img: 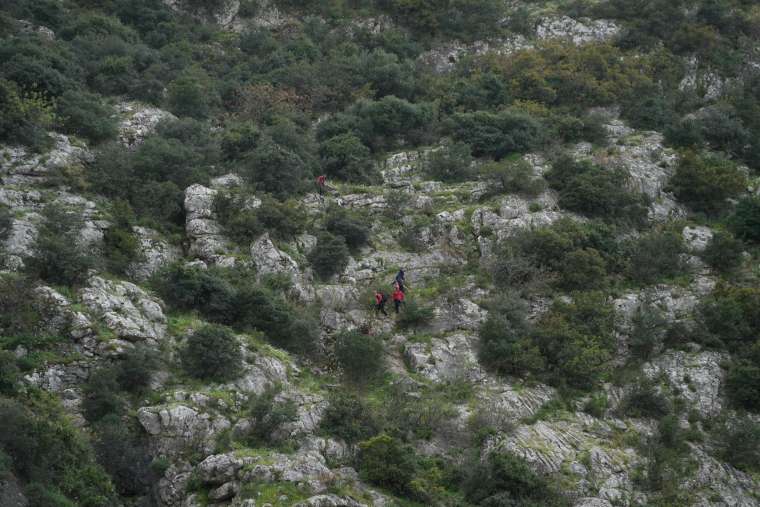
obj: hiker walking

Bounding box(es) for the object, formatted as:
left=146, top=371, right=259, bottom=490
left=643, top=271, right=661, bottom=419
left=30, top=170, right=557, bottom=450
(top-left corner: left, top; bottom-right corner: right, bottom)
left=395, top=268, right=406, bottom=293
left=316, top=174, right=327, bottom=196
left=374, top=289, right=388, bottom=316
left=392, top=286, right=405, bottom=314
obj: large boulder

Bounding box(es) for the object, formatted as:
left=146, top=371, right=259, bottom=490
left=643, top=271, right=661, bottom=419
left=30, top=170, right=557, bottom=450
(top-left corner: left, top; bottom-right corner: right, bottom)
left=404, top=333, right=485, bottom=383
left=137, top=404, right=231, bottom=458
left=80, top=276, right=167, bottom=343
left=0, top=134, right=91, bottom=186
left=117, top=101, right=176, bottom=148
left=536, top=16, right=620, bottom=44
left=184, top=184, right=236, bottom=265
left=128, top=226, right=182, bottom=281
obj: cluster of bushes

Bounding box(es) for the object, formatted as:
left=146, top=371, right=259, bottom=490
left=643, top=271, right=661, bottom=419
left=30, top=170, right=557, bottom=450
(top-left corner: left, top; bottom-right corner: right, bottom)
left=214, top=191, right=307, bottom=246
left=546, top=156, right=649, bottom=226
left=153, top=263, right=319, bottom=354
left=480, top=291, right=616, bottom=389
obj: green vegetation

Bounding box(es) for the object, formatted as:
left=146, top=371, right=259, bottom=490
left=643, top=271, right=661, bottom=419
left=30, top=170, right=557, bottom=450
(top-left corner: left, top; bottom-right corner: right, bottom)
left=334, top=330, right=386, bottom=384
left=180, top=324, right=243, bottom=382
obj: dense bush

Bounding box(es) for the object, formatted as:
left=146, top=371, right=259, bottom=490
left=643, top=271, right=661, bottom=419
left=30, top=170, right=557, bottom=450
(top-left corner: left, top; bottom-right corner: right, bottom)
left=463, top=451, right=570, bottom=506
left=243, top=137, right=309, bottom=198
left=102, top=200, right=139, bottom=275
left=448, top=110, right=546, bottom=159
left=667, top=152, right=746, bottom=214
left=325, top=208, right=370, bottom=251
left=0, top=394, right=117, bottom=506
left=620, top=378, right=672, bottom=419
left=557, top=248, right=608, bottom=291
left=425, top=142, right=474, bottom=182
left=0, top=204, right=12, bottom=243
left=479, top=294, right=543, bottom=376
left=82, top=367, right=125, bottom=423
left=0, top=350, right=20, bottom=395
left=728, top=196, right=760, bottom=244
left=726, top=357, right=760, bottom=412
left=215, top=192, right=306, bottom=245
left=395, top=298, right=434, bottom=332
left=93, top=415, right=156, bottom=497
left=626, top=231, right=686, bottom=285
left=0, top=78, right=53, bottom=151
left=55, top=89, right=117, bottom=144
left=717, top=417, right=760, bottom=474
left=180, top=325, right=242, bottom=382
left=479, top=158, right=546, bottom=197
left=334, top=330, right=386, bottom=384
left=115, top=345, right=159, bottom=394
left=532, top=292, right=616, bottom=389
left=25, top=204, right=96, bottom=286
left=698, top=284, right=760, bottom=352
left=358, top=434, right=416, bottom=496
left=700, top=231, right=744, bottom=273
left=628, top=295, right=667, bottom=361
left=318, top=133, right=375, bottom=183
left=308, top=231, right=350, bottom=280
left=321, top=392, right=379, bottom=444
left=546, top=156, right=648, bottom=225
left=245, top=385, right=297, bottom=447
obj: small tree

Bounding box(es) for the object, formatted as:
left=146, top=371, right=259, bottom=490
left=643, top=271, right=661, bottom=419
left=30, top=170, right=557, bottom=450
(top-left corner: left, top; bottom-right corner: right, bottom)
left=308, top=232, right=350, bottom=280
left=729, top=196, right=760, bottom=244
left=667, top=152, right=746, bottom=214
left=701, top=231, right=744, bottom=273
left=180, top=325, right=242, bottom=382
left=358, top=434, right=416, bottom=495
left=334, top=330, right=385, bottom=384
left=395, top=298, right=434, bottom=332
left=426, top=142, right=474, bottom=182
left=326, top=208, right=370, bottom=251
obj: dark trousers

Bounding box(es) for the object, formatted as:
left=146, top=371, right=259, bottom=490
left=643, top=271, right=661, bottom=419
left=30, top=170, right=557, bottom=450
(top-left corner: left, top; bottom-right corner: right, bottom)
left=376, top=302, right=387, bottom=316
left=394, top=300, right=402, bottom=313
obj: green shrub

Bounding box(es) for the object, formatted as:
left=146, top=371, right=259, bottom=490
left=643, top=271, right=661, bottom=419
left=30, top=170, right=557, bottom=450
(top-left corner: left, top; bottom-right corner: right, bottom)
left=0, top=394, right=116, bottom=505
left=0, top=78, right=53, bottom=151
left=700, top=231, right=744, bottom=273
left=0, top=350, right=20, bottom=394
left=627, top=231, right=686, bottom=285
left=479, top=158, right=546, bottom=197
left=717, top=417, right=760, bottom=473
left=93, top=415, right=155, bottom=496
left=319, top=133, right=376, bottom=183
left=583, top=392, right=609, bottom=418
left=102, top=200, right=139, bottom=275
left=557, top=248, right=608, bottom=291
left=0, top=204, right=12, bottom=243
left=425, top=142, right=474, bottom=182
left=463, top=451, right=570, bottom=506
left=55, top=89, right=117, bottom=144
left=449, top=110, right=547, bottom=159
left=325, top=208, right=370, bottom=251
left=620, top=378, right=671, bottom=419
left=628, top=295, right=667, bottom=361
left=215, top=192, right=306, bottom=245
left=308, top=232, right=350, bottom=280
left=82, top=367, right=125, bottom=423
left=25, top=204, right=96, bottom=287
left=321, top=392, right=379, bottom=444
left=667, top=152, right=747, bottom=214
left=728, top=196, right=760, bottom=244
left=358, top=434, right=416, bottom=496
left=533, top=292, right=616, bottom=389
left=115, top=345, right=159, bottom=394
left=334, top=330, right=385, bottom=384
left=180, top=325, right=242, bottom=382
left=479, top=294, right=544, bottom=375
left=698, top=284, right=760, bottom=352
left=167, top=68, right=217, bottom=119
left=546, top=156, right=648, bottom=225
left=395, top=298, right=434, bottom=332
left=244, top=137, right=308, bottom=198
left=245, top=385, right=298, bottom=447
left=725, top=341, right=760, bottom=412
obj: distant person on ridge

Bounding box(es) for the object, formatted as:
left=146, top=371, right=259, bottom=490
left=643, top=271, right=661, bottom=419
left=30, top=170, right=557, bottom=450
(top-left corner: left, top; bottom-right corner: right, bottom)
left=374, top=289, right=388, bottom=316
left=316, top=174, right=327, bottom=195
left=392, top=286, right=405, bottom=314
left=395, top=268, right=406, bottom=292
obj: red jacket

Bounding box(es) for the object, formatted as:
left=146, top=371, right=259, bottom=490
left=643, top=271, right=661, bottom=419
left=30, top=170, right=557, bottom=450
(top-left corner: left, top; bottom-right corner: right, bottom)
left=316, top=175, right=326, bottom=186
left=392, top=290, right=405, bottom=302
left=375, top=293, right=384, bottom=305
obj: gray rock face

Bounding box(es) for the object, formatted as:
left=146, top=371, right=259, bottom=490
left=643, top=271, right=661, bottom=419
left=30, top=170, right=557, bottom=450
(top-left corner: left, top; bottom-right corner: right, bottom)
left=429, top=298, right=487, bottom=334
left=184, top=184, right=236, bottom=265
left=685, top=446, right=760, bottom=506
left=227, top=353, right=289, bottom=396
left=536, top=16, right=620, bottom=44
left=117, top=101, right=176, bottom=148
left=294, top=494, right=366, bottom=507
left=682, top=225, right=714, bottom=252
left=251, top=233, right=300, bottom=278
left=486, top=415, right=643, bottom=503
left=0, top=134, right=91, bottom=186
left=404, top=332, right=485, bottom=383
left=1, top=212, right=39, bottom=270
left=417, top=37, right=532, bottom=73
left=0, top=475, right=28, bottom=507
left=128, top=226, right=182, bottom=281
left=643, top=350, right=727, bottom=417
left=137, top=404, right=231, bottom=458
left=80, top=276, right=167, bottom=342
left=679, top=57, right=727, bottom=101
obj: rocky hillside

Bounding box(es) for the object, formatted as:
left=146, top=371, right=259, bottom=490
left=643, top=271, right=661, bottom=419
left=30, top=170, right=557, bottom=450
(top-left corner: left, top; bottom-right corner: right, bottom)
left=1, top=1, right=760, bottom=506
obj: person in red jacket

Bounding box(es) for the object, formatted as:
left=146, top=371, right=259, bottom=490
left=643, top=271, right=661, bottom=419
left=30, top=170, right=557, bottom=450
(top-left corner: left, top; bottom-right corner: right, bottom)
left=374, top=289, right=388, bottom=316
left=316, top=174, right=327, bottom=195
left=392, top=287, right=405, bottom=314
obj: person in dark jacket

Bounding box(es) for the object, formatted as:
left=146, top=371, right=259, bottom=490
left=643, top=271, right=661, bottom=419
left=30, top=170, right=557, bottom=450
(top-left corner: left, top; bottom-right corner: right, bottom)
left=392, top=287, right=405, bottom=314
left=374, top=289, right=388, bottom=316
left=395, top=268, right=406, bottom=292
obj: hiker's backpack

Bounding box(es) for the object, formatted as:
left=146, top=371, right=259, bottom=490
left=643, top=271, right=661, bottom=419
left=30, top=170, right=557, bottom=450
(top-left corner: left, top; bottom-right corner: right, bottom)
left=381, top=293, right=388, bottom=303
